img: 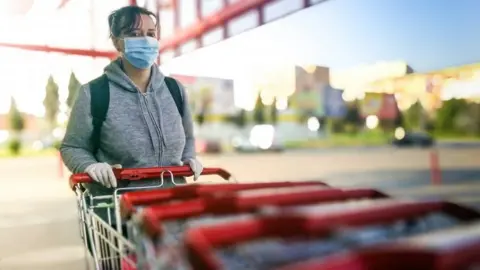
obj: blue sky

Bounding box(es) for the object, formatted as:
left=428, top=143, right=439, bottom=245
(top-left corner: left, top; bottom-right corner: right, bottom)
left=3, top=0, right=479, bottom=115
left=166, top=0, right=480, bottom=78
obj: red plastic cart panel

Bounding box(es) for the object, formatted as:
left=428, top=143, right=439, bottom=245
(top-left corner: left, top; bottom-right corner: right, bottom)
left=120, top=181, right=328, bottom=219
left=285, top=221, right=480, bottom=270
left=131, top=186, right=383, bottom=270
left=69, top=165, right=232, bottom=190
left=141, top=187, right=388, bottom=238
left=134, top=189, right=387, bottom=270
left=182, top=201, right=480, bottom=270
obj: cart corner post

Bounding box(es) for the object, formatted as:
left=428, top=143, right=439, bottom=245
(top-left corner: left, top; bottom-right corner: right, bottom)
left=58, top=150, right=64, bottom=179
left=430, top=146, right=442, bottom=185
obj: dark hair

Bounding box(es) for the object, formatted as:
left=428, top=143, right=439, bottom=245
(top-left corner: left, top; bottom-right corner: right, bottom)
left=108, top=6, right=158, bottom=38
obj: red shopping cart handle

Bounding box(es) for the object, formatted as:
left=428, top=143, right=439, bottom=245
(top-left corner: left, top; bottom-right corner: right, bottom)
left=69, top=166, right=232, bottom=190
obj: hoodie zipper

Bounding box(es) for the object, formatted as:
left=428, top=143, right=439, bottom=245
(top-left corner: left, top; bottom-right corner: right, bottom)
left=142, top=92, right=165, bottom=166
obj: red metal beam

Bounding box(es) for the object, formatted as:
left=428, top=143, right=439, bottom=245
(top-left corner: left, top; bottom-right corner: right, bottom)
left=0, top=43, right=117, bottom=59
left=58, top=0, right=72, bottom=9
left=0, top=0, right=323, bottom=59
left=159, top=0, right=276, bottom=52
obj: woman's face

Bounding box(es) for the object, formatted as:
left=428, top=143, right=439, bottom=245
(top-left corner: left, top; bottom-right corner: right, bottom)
left=113, top=14, right=157, bottom=53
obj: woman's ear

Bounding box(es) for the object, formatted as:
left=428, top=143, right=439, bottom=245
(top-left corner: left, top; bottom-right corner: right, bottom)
left=112, top=37, right=123, bottom=52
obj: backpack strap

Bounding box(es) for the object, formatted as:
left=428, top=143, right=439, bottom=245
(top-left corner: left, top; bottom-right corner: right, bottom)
left=89, top=74, right=110, bottom=155
left=164, top=76, right=184, bottom=117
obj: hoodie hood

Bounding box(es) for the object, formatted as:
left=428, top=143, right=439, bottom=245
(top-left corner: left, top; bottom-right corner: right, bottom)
left=103, top=57, right=166, bottom=93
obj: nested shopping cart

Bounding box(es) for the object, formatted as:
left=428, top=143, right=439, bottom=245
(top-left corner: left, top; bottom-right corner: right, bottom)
left=119, top=180, right=329, bottom=220
left=70, top=164, right=480, bottom=270
left=127, top=186, right=388, bottom=269
left=278, top=220, right=480, bottom=270
left=119, top=181, right=331, bottom=269
left=181, top=200, right=480, bottom=270
left=70, top=165, right=329, bottom=269
left=70, top=165, right=234, bottom=270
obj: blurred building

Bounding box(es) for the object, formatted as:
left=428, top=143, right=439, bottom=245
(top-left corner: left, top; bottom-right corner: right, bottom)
left=367, top=62, right=480, bottom=112
left=0, top=113, right=45, bottom=144
left=170, top=74, right=236, bottom=120
left=170, top=73, right=239, bottom=150
left=0, top=113, right=41, bottom=132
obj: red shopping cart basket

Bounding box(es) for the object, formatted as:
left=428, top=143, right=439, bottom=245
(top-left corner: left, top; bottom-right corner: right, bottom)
left=133, top=187, right=387, bottom=269
left=282, top=220, right=480, bottom=270
left=69, top=165, right=233, bottom=270
left=120, top=181, right=329, bottom=220
left=141, top=186, right=388, bottom=239
left=183, top=200, right=480, bottom=270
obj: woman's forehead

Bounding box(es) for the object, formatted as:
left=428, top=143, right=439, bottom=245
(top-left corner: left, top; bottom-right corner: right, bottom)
left=123, top=13, right=156, bottom=32
left=138, top=14, right=156, bottom=29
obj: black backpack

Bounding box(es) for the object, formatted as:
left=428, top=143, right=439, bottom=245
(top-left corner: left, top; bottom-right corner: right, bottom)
left=88, top=74, right=183, bottom=154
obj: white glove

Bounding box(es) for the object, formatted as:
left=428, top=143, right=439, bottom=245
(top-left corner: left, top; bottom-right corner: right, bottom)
left=85, top=163, right=122, bottom=188
left=180, top=158, right=203, bottom=181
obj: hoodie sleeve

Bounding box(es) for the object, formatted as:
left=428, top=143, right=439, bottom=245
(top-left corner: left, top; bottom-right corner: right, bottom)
left=60, top=84, right=98, bottom=173
left=179, top=82, right=197, bottom=160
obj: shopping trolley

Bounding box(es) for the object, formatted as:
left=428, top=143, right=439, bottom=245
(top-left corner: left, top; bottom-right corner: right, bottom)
left=182, top=200, right=480, bottom=270
left=70, top=165, right=232, bottom=270
left=281, top=220, right=480, bottom=270
left=132, top=187, right=388, bottom=269
left=119, top=180, right=329, bottom=220
left=120, top=181, right=331, bottom=269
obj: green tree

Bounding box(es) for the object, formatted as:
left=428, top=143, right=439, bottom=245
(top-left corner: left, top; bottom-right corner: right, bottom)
left=393, top=107, right=404, bottom=128
left=9, top=97, right=24, bottom=132
left=196, top=112, right=205, bottom=126
left=435, top=98, right=469, bottom=135
left=470, top=102, right=480, bottom=136
left=403, top=100, right=423, bottom=131
left=343, top=101, right=361, bottom=134
left=226, top=109, right=247, bottom=128
left=238, top=109, right=246, bottom=127
left=43, top=75, right=60, bottom=130
left=270, top=97, right=278, bottom=124
left=66, top=72, right=81, bottom=111
left=253, top=92, right=265, bottom=124
left=8, top=97, right=25, bottom=155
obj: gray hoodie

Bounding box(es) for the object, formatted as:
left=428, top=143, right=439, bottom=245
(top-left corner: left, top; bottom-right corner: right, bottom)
left=61, top=59, right=195, bottom=195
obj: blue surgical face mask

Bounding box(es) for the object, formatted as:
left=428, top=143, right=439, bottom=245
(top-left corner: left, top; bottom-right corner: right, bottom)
left=123, top=36, right=159, bottom=69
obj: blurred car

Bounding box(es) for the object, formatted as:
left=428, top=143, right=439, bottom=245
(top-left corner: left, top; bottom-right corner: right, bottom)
left=232, top=125, right=284, bottom=153
left=391, top=131, right=435, bottom=147
left=195, top=139, right=222, bottom=154
left=32, top=137, right=58, bottom=150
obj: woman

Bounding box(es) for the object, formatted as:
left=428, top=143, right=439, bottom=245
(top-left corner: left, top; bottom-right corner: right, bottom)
left=61, top=5, right=203, bottom=194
